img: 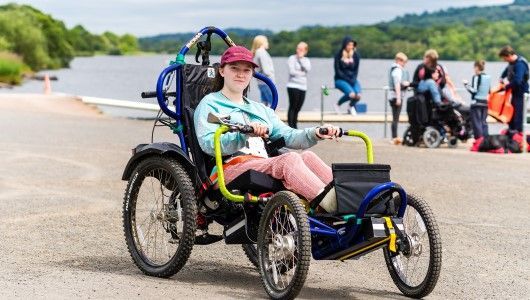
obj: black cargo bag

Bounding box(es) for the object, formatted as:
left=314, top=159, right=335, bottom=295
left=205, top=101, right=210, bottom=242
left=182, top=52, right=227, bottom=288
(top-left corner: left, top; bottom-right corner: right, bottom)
left=332, top=163, right=392, bottom=215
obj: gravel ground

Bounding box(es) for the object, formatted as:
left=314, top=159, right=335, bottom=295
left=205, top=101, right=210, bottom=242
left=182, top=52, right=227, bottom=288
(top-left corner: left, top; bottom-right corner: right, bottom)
left=0, top=94, right=528, bottom=299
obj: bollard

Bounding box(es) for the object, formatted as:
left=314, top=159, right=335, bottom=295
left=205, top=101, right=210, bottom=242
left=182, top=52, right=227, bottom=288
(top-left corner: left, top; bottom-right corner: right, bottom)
left=43, top=74, right=51, bottom=95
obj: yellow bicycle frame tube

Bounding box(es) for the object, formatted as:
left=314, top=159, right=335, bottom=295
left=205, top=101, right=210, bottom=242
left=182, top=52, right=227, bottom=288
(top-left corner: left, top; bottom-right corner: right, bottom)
left=344, top=130, right=374, bottom=164
left=214, top=125, right=260, bottom=203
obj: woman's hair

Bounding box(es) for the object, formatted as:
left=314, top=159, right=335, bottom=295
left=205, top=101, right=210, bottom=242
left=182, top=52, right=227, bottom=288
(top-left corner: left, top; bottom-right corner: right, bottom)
left=297, top=41, right=308, bottom=52
left=251, top=35, right=268, bottom=55
left=474, top=60, right=485, bottom=71
left=424, top=49, right=439, bottom=67
left=395, top=52, right=408, bottom=62
left=211, top=64, right=252, bottom=94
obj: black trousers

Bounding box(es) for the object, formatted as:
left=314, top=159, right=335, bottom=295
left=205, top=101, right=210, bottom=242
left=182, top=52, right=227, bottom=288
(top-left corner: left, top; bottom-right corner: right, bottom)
left=509, top=93, right=525, bottom=132
left=287, top=87, right=306, bottom=128
left=389, top=99, right=402, bottom=139
left=470, top=105, right=489, bottom=138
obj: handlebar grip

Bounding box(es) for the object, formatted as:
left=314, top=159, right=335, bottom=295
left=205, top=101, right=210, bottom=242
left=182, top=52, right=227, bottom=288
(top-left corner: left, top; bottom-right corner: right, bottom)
left=237, top=125, right=270, bottom=135
left=318, top=127, right=343, bottom=137
left=141, top=91, right=177, bottom=99
left=141, top=91, right=157, bottom=98
left=240, top=125, right=254, bottom=134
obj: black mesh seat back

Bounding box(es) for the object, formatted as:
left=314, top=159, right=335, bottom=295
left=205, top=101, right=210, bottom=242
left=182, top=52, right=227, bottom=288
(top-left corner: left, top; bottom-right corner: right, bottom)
left=182, top=64, right=219, bottom=109
left=183, top=106, right=214, bottom=184
left=180, top=64, right=220, bottom=184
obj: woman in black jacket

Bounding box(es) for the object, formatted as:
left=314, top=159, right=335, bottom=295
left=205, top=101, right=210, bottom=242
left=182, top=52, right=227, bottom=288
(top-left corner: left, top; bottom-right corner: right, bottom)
left=333, top=36, right=361, bottom=115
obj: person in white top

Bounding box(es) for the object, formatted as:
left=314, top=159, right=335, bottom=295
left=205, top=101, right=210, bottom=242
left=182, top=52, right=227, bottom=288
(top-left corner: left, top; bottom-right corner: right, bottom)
left=388, top=52, right=410, bottom=144
left=251, top=35, right=275, bottom=106
left=286, top=42, right=311, bottom=128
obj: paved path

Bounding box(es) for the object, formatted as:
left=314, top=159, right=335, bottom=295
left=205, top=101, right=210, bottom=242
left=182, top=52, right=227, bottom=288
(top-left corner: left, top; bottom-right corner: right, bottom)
left=0, top=94, right=528, bottom=299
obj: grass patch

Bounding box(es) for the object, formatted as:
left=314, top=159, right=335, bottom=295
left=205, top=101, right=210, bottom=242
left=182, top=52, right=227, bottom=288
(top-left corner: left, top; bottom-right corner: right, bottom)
left=0, top=52, right=29, bottom=85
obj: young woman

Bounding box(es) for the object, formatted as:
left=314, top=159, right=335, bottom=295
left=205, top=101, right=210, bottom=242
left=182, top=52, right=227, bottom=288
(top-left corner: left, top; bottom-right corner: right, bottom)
left=251, top=35, right=275, bottom=106
left=194, top=46, right=339, bottom=212
left=334, top=36, right=361, bottom=115
left=286, top=42, right=311, bottom=128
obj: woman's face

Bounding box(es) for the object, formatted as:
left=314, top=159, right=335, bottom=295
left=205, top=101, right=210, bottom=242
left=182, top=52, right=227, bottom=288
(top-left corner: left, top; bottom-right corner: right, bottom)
left=345, top=42, right=354, bottom=52
left=219, top=61, right=254, bottom=94
left=296, top=43, right=307, bottom=57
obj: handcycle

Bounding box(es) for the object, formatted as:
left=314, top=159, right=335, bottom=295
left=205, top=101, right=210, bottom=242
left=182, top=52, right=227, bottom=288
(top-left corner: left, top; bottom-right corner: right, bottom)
left=122, top=27, right=442, bottom=299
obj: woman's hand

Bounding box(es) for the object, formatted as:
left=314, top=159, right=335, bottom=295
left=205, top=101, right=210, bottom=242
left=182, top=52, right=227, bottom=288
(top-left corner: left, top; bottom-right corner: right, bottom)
left=249, top=122, right=269, bottom=138
left=315, top=124, right=341, bottom=140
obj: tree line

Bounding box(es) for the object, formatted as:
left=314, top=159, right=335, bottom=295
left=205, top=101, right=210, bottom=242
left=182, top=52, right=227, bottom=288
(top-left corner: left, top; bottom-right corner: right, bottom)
left=0, top=4, right=139, bottom=83
left=140, top=19, right=529, bottom=62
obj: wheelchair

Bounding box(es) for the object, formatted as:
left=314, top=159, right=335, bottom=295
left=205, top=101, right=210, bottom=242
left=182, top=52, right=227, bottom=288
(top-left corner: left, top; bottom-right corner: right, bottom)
left=122, top=27, right=442, bottom=299
left=403, top=90, right=472, bottom=148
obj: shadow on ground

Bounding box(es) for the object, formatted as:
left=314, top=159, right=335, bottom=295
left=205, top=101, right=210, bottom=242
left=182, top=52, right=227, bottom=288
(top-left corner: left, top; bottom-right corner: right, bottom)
left=56, top=255, right=407, bottom=299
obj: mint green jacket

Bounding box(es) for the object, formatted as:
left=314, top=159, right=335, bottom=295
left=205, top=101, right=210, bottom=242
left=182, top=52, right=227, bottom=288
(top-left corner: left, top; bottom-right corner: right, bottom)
left=194, top=91, right=319, bottom=156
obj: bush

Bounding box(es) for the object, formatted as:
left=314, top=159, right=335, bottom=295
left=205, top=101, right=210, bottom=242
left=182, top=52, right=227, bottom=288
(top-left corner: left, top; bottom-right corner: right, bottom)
left=0, top=52, right=27, bottom=84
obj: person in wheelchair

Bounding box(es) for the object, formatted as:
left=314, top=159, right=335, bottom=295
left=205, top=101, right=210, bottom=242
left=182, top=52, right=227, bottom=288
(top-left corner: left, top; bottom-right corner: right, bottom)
left=417, top=66, right=468, bottom=139
left=194, top=46, right=340, bottom=212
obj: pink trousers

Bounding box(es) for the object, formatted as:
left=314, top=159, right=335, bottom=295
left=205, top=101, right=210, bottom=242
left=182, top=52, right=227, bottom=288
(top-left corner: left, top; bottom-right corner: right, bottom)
left=224, top=151, right=332, bottom=201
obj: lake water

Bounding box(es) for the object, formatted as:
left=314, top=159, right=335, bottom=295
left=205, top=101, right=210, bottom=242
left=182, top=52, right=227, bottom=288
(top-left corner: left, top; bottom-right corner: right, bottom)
left=2, top=54, right=509, bottom=119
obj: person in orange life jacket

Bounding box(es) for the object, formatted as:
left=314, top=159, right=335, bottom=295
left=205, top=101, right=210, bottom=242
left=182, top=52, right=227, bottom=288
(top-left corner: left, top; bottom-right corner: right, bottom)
left=498, top=45, right=529, bottom=133
left=333, top=36, right=361, bottom=115
left=194, top=46, right=341, bottom=212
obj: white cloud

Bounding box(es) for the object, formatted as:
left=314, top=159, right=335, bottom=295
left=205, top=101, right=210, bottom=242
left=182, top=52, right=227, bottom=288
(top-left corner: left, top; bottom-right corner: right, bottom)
left=1, top=0, right=514, bottom=36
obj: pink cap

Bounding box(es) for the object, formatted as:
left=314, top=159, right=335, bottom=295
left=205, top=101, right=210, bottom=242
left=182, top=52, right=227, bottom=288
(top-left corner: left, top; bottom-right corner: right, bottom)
left=220, top=46, right=258, bottom=68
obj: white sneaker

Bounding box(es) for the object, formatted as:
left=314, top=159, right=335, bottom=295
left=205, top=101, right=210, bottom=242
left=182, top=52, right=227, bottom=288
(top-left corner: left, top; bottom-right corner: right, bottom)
left=349, top=106, right=357, bottom=116
left=333, top=103, right=342, bottom=114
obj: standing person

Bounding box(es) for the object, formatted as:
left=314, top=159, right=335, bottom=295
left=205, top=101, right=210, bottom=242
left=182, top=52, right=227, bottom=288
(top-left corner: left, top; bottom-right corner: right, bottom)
left=498, top=45, right=529, bottom=133
left=194, top=45, right=341, bottom=212
left=463, top=60, right=491, bottom=140
left=286, top=42, right=311, bottom=128
left=333, top=36, right=361, bottom=115
left=388, top=52, right=410, bottom=145
left=251, top=35, right=275, bottom=106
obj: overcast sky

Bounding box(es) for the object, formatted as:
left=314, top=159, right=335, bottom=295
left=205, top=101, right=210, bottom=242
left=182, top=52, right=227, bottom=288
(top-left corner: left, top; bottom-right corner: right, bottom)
left=3, top=0, right=513, bottom=37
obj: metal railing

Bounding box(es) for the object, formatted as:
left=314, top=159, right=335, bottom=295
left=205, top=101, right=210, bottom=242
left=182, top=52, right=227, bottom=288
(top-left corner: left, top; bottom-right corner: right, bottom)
left=320, top=85, right=468, bottom=139
left=320, top=85, right=402, bottom=138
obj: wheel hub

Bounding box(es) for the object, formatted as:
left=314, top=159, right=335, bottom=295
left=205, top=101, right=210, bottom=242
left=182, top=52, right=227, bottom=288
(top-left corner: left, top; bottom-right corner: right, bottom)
left=404, top=233, right=423, bottom=257
left=271, top=234, right=295, bottom=260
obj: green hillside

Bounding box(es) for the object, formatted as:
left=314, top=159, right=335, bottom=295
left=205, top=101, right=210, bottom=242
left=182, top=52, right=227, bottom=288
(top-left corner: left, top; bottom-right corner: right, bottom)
left=0, top=3, right=139, bottom=83
left=389, top=0, right=529, bottom=26
left=139, top=1, right=529, bottom=61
